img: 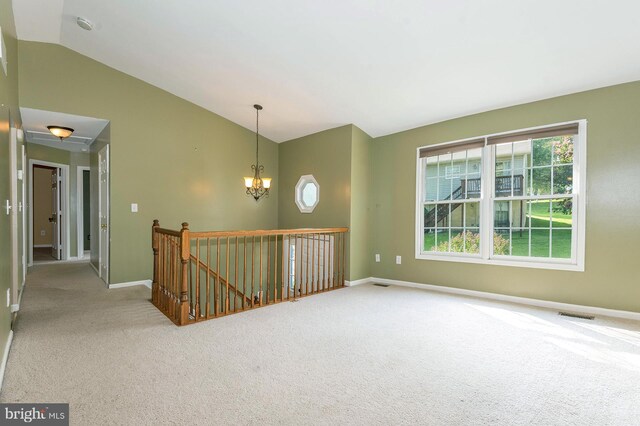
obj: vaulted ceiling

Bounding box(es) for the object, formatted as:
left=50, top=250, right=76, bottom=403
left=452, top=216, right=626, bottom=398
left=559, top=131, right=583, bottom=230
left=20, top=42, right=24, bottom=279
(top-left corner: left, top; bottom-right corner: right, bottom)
left=13, top=0, right=640, bottom=142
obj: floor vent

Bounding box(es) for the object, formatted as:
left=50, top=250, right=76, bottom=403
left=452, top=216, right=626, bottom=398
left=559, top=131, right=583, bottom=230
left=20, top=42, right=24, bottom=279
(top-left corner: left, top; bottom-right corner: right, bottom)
left=558, top=311, right=595, bottom=320
left=373, top=283, right=390, bottom=287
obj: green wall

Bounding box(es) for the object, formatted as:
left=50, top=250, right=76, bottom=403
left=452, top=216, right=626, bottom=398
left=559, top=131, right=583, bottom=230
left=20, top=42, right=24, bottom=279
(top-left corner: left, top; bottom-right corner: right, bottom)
left=370, top=81, right=640, bottom=313
left=278, top=125, right=352, bottom=229
left=0, top=0, right=21, bottom=382
left=277, top=124, right=374, bottom=281
left=18, top=41, right=279, bottom=284
left=349, top=126, right=372, bottom=281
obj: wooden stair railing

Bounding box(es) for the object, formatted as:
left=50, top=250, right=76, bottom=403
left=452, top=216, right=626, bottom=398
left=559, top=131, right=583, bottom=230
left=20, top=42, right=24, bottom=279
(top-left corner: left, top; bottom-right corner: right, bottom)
left=152, top=220, right=349, bottom=326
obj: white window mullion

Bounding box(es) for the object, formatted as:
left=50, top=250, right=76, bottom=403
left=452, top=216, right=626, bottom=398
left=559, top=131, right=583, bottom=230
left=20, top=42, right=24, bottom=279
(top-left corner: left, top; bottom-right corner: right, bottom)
left=481, top=143, right=493, bottom=260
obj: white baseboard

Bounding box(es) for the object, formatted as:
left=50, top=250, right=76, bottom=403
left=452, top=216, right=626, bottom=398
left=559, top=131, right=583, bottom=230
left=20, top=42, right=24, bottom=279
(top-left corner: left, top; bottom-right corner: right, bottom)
left=109, top=279, right=152, bottom=290
left=356, top=277, right=640, bottom=322
left=345, top=277, right=372, bottom=287
left=0, top=330, right=14, bottom=392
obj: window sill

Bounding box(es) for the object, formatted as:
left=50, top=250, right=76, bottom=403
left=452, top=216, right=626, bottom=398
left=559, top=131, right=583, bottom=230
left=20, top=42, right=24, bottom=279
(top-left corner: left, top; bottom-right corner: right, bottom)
left=415, top=252, right=584, bottom=272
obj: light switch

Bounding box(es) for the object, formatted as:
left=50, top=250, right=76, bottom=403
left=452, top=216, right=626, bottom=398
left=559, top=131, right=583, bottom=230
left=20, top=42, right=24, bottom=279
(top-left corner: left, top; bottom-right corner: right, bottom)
left=131, top=203, right=138, bottom=213
left=395, top=256, right=402, bottom=265
left=375, top=254, right=380, bottom=262
left=17, top=170, right=23, bottom=180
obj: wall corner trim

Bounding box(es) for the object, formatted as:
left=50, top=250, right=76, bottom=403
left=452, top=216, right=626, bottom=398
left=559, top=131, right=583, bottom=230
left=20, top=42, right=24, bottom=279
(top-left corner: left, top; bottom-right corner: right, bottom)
left=345, top=277, right=373, bottom=287
left=368, top=277, right=640, bottom=321
left=108, top=280, right=152, bottom=290
left=0, top=330, right=14, bottom=392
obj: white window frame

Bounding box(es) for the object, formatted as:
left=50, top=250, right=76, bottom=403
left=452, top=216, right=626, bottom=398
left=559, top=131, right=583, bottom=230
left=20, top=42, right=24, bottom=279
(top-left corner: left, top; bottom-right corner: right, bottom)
left=415, top=119, right=586, bottom=272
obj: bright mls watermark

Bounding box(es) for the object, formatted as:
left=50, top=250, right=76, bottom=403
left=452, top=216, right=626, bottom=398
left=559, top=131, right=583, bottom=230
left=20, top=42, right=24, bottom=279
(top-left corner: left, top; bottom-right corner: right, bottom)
left=1, top=404, right=68, bottom=425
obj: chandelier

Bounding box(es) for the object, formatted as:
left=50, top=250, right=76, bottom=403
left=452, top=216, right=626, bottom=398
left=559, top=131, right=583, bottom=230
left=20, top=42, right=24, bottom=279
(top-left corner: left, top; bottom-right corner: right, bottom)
left=244, top=104, right=271, bottom=201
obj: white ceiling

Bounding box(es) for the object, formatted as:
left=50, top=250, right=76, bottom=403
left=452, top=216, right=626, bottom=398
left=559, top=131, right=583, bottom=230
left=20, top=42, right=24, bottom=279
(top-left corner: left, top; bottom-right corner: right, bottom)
left=21, top=107, right=109, bottom=152
left=13, top=0, right=640, bottom=142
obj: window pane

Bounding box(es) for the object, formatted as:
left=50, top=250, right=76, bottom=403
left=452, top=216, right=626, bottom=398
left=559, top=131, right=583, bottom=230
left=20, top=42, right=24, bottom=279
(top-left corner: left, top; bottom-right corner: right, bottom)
left=531, top=167, right=551, bottom=195
left=450, top=204, right=463, bottom=227
left=529, top=200, right=551, bottom=229
left=464, top=203, right=480, bottom=227
left=424, top=204, right=436, bottom=227
left=532, top=138, right=552, bottom=166
left=447, top=229, right=464, bottom=253
left=425, top=156, right=438, bottom=177
left=425, top=178, right=438, bottom=202
left=510, top=229, right=530, bottom=257
left=464, top=229, right=480, bottom=254
left=552, top=136, right=574, bottom=165
left=438, top=154, right=452, bottom=176
left=553, top=165, right=573, bottom=195
left=552, top=230, right=572, bottom=258
left=423, top=229, right=436, bottom=252
left=494, top=201, right=509, bottom=227
left=493, top=230, right=510, bottom=255
left=435, top=230, right=450, bottom=252
left=530, top=229, right=550, bottom=257
left=550, top=199, right=572, bottom=228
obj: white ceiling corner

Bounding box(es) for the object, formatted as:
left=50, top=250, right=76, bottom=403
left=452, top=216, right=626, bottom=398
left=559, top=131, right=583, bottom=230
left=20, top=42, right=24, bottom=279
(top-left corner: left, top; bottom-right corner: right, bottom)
left=12, top=0, right=640, bottom=142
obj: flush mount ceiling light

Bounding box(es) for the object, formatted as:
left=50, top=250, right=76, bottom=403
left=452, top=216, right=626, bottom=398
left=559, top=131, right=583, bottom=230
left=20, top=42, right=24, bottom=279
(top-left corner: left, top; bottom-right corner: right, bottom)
left=76, top=17, right=94, bottom=31
left=47, top=126, right=75, bottom=141
left=244, top=104, right=272, bottom=201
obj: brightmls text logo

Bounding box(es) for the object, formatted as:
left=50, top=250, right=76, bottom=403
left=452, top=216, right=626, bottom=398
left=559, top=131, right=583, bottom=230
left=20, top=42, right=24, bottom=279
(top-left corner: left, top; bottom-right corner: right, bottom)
left=1, top=404, right=68, bottom=425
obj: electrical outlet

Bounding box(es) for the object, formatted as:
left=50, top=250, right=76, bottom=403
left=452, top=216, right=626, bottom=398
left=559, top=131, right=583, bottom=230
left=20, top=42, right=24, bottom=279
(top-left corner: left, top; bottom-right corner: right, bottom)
left=395, top=256, right=402, bottom=265
left=41, top=230, right=46, bottom=236
left=131, top=203, right=138, bottom=213
left=375, top=254, right=380, bottom=262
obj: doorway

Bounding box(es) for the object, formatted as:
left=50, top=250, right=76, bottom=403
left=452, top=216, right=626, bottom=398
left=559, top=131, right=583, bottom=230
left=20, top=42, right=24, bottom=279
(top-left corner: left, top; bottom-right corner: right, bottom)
left=29, top=160, right=70, bottom=264
left=77, top=166, right=91, bottom=259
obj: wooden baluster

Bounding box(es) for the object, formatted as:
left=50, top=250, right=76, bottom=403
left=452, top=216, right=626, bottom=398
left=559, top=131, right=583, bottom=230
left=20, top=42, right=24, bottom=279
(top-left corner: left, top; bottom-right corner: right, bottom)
left=243, top=236, right=247, bottom=310
left=342, top=231, right=346, bottom=287
left=179, top=224, right=190, bottom=325
left=251, top=236, right=255, bottom=308
left=259, top=236, right=263, bottom=305
left=206, top=238, right=211, bottom=319
left=304, top=234, right=311, bottom=294
left=215, top=237, right=220, bottom=317
left=195, top=238, right=200, bottom=320
left=274, top=235, right=278, bottom=302
left=322, top=234, right=328, bottom=291
left=330, top=233, right=334, bottom=289
left=224, top=237, right=229, bottom=314
left=235, top=236, right=239, bottom=313
left=152, top=220, right=159, bottom=305
left=312, top=233, right=316, bottom=294
left=280, top=234, right=285, bottom=302
left=266, top=235, right=271, bottom=305
left=189, top=247, right=193, bottom=317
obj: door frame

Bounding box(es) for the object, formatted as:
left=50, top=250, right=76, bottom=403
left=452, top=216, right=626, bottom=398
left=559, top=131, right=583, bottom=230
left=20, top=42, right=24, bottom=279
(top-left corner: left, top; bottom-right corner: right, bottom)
left=98, top=145, right=109, bottom=283
left=76, top=166, right=90, bottom=260
left=28, top=159, right=70, bottom=265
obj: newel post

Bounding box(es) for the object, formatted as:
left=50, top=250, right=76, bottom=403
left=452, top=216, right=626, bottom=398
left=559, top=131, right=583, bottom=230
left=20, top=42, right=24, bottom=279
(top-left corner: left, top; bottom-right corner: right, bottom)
left=179, top=222, right=190, bottom=325
left=152, top=219, right=160, bottom=305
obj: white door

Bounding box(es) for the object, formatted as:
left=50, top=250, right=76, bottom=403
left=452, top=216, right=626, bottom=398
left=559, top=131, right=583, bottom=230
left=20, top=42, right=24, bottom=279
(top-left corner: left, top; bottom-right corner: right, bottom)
left=98, top=145, right=109, bottom=283
left=50, top=168, right=61, bottom=260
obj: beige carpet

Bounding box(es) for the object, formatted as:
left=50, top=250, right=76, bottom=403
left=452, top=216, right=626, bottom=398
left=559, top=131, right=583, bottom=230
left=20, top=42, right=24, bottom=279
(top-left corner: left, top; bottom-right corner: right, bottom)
left=2, top=263, right=640, bottom=425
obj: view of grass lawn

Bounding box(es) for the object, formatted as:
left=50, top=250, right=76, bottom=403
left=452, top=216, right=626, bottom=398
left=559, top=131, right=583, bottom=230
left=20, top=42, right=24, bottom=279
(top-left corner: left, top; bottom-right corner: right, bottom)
left=424, top=200, right=572, bottom=258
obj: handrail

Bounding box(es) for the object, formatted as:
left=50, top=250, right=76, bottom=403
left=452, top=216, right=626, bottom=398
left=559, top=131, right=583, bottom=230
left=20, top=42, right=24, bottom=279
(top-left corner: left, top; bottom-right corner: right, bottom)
left=190, top=227, right=348, bottom=239
left=151, top=220, right=349, bottom=326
